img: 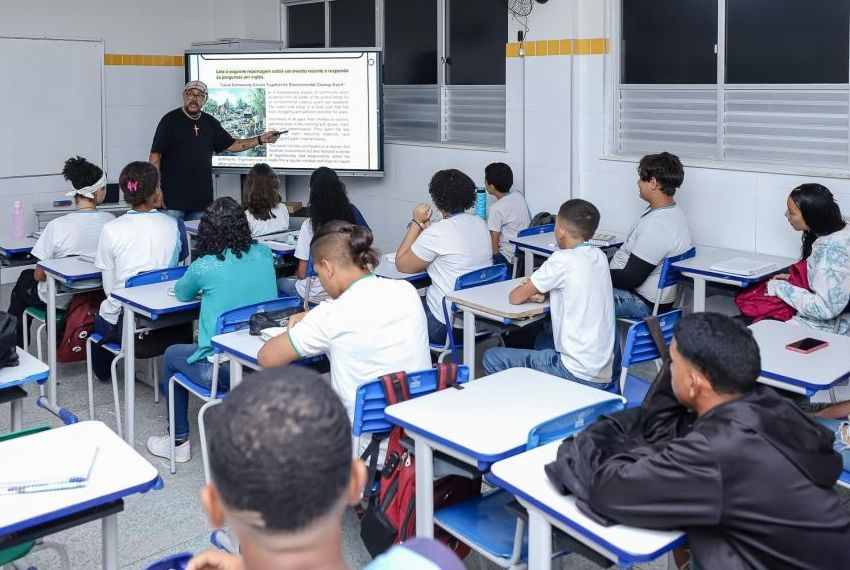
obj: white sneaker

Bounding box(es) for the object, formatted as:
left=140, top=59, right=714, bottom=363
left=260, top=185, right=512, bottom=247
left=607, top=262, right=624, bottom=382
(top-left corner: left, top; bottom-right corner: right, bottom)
left=146, top=434, right=191, bottom=463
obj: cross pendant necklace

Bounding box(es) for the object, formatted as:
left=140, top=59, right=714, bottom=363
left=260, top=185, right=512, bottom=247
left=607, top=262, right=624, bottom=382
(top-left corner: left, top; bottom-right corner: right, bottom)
left=193, top=124, right=200, bottom=137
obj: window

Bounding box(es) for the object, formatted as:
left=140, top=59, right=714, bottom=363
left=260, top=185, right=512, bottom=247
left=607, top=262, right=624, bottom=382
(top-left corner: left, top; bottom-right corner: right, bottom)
left=283, top=0, right=507, bottom=147
left=615, top=0, right=850, bottom=169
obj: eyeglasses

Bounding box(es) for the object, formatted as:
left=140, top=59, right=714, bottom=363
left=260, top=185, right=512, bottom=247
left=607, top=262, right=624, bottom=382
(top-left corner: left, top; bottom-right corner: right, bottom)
left=184, top=91, right=206, bottom=100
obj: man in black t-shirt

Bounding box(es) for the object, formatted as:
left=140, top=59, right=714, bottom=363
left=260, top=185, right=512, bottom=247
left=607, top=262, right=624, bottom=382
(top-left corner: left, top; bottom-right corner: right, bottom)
left=149, top=81, right=281, bottom=220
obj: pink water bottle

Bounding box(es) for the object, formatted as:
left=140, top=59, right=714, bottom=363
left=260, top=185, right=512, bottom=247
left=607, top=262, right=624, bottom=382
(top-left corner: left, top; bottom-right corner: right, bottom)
left=11, top=200, right=24, bottom=238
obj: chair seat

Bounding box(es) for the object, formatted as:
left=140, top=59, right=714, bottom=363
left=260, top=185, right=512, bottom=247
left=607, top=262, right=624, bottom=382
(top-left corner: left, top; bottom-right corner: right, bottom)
left=838, top=470, right=850, bottom=490
left=0, top=541, right=34, bottom=566
left=172, top=372, right=229, bottom=400
left=434, top=490, right=527, bottom=561
left=623, top=374, right=652, bottom=408
left=25, top=306, right=66, bottom=322
left=89, top=332, right=121, bottom=354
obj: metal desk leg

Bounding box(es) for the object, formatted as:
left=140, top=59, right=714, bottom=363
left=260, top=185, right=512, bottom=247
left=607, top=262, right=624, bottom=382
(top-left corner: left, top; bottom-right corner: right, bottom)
left=692, top=277, right=706, bottom=313
left=10, top=399, right=22, bottom=431
left=463, top=309, right=476, bottom=379
left=123, top=304, right=136, bottom=445
left=36, top=275, right=78, bottom=423
left=527, top=509, right=552, bottom=570
left=524, top=249, right=534, bottom=277
left=102, top=513, right=118, bottom=570
left=414, top=437, right=435, bottom=538
left=230, top=359, right=244, bottom=389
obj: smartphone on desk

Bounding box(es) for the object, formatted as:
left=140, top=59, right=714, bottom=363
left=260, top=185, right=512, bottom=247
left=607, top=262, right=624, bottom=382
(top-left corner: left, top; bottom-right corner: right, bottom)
left=786, top=337, right=829, bottom=354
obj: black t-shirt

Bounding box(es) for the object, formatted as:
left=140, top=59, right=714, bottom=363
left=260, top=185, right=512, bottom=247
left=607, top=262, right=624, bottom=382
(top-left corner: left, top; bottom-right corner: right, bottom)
left=150, top=108, right=235, bottom=211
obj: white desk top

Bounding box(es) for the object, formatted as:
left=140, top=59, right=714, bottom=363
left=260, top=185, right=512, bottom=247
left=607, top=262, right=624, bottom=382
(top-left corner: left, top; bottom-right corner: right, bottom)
left=750, top=319, right=850, bottom=392
left=490, top=441, right=685, bottom=565
left=184, top=219, right=200, bottom=234
left=385, top=369, right=623, bottom=465
left=36, top=257, right=101, bottom=284
left=0, top=421, right=159, bottom=536
left=110, top=280, right=200, bottom=318
left=210, top=329, right=264, bottom=369
left=672, top=246, right=795, bottom=285
left=446, top=278, right=550, bottom=322
left=374, top=256, right=429, bottom=281
left=509, top=230, right=625, bottom=256
left=0, top=348, right=49, bottom=389
left=258, top=237, right=296, bottom=257
left=0, top=236, right=36, bottom=255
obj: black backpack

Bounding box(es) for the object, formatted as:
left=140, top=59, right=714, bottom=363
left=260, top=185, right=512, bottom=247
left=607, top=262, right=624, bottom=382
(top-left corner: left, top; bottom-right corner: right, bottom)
left=0, top=312, right=20, bottom=369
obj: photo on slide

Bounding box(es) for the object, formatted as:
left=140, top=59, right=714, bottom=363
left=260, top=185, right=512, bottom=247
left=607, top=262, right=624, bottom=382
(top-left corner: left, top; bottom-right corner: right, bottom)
left=204, top=87, right=267, bottom=157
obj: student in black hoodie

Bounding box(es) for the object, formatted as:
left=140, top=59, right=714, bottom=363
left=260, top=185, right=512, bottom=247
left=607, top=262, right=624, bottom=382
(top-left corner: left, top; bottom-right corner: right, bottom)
left=588, top=313, right=850, bottom=570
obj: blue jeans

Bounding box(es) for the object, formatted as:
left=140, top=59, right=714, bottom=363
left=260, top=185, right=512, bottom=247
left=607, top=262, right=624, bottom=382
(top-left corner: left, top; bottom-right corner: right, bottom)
left=814, top=417, right=850, bottom=471
left=165, top=209, right=204, bottom=222
left=493, top=252, right=510, bottom=267
left=423, top=297, right=465, bottom=346
left=161, top=343, right=230, bottom=441
left=612, top=288, right=653, bottom=320
left=91, top=315, right=120, bottom=382
left=277, top=277, right=303, bottom=299
left=482, top=331, right=614, bottom=390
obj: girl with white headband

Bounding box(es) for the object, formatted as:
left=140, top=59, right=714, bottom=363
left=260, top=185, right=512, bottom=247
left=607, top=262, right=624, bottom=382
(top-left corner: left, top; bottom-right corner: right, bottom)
left=6, top=156, right=115, bottom=347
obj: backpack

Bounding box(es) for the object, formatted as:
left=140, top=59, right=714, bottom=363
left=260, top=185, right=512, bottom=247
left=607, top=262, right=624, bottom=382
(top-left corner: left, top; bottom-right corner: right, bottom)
left=530, top=211, right=555, bottom=227
left=358, top=363, right=481, bottom=558
left=735, top=259, right=808, bottom=323
left=57, top=290, right=105, bottom=363
left=0, top=312, right=20, bottom=369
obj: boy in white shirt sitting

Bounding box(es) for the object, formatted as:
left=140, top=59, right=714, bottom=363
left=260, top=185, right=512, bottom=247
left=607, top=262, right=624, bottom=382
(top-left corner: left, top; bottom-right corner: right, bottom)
left=484, top=162, right=529, bottom=267
left=482, top=199, right=615, bottom=388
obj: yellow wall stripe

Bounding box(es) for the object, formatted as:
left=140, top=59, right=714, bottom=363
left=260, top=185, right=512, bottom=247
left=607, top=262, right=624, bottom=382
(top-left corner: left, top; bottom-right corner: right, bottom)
left=104, top=54, right=184, bottom=66
left=505, top=37, right=609, bottom=57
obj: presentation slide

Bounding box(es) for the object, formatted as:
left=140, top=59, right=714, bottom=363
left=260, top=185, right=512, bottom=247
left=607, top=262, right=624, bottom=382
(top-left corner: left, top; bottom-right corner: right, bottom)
left=186, top=50, right=383, bottom=174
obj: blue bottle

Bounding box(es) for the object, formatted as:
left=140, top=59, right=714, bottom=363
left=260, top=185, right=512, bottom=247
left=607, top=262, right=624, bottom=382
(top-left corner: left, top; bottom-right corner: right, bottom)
left=475, top=187, right=487, bottom=220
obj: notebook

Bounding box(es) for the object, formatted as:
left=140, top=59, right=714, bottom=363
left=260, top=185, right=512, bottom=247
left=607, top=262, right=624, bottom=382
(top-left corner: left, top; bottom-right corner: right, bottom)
left=0, top=446, right=99, bottom=495
left=260, top=326, right=287, bottom=342
left=588, top=233, right=617, bottom=247
left=709, top=257, right=778, bottom=277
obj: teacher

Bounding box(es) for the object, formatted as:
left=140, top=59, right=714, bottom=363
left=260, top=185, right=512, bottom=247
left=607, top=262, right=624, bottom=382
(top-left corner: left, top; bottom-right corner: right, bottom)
left=149, top=80, right=282, bottom=220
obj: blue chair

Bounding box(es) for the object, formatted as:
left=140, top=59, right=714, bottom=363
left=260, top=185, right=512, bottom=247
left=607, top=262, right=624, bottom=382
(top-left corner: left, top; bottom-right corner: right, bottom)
left=432, top=264, right=509, bottom=363
left=619, top=310, right=682, bottom=407
left=434, top=399, right=625, bottom=567
left=651, top=247, right=696, bottom=316
left=143, top=552, right=191, bottom=570
left=85, top=266, right=188, bottom=438
left=839, top=470, right=850, bottom=490
left=511, top=223, right=554, bottom=278
left=169, top=296, right=304, bottom=480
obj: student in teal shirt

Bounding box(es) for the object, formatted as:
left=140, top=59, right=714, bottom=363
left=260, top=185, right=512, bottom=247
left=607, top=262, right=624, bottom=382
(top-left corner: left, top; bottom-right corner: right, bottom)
left=147, top=197, right=277, bottom=463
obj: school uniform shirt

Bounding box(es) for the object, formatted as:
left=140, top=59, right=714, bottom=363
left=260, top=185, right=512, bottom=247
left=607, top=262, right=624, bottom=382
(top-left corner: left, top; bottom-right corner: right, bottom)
left=609, top=204, right=691, bottom=304
left=530, top=245, right=614, bottom=382
left=175, top=243, right=277, bottom=363
left=94, top=210, right=182, bottom=324
left=411, top=213, right=492, bottom=324
left=286, top=274, right=431, bottom=422
left=291, top=219, right=328, bottom=301
left=487, top=192, right=530, bottom=263
left=245, top=203, right=290, bottom=237
left=30, top=210, right=115, bottom=305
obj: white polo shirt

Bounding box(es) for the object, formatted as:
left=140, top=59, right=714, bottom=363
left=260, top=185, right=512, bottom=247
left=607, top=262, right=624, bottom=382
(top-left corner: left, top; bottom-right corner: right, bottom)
left=487, top=192, right=530, bottom=263
left=531, top=245, right=615, bottom=382
left=246, top=204, right=290, bottom=237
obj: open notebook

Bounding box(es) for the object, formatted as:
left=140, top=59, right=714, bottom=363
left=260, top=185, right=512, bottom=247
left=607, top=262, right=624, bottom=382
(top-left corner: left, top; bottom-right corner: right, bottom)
left=0, top=446, right=99, bottom=495
left=709, top=257, right=778, bottom=277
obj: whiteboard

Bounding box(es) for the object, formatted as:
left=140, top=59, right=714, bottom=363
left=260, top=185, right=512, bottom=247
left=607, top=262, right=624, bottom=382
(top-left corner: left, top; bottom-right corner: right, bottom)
left=0, top=37, right=104, bottom=179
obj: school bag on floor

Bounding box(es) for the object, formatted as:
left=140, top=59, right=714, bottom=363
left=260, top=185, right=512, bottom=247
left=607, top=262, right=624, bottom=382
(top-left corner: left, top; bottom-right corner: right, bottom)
left=0, top=312, right=20, bottom=369
left=358, top=363, right=481, bottom=558
left=57, top=290, right=104, bottom=363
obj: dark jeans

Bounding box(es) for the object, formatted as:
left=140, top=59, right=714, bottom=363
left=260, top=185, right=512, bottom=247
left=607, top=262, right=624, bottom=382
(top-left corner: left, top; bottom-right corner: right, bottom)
left=423, top=297, right=464, bottom=346
left=165, top=209, right=204, bottom=222
left=8, top=269, right=44, bottom=347
left=90, top=315, right=120, bottom=382
left=493, top=252, right=510, bottom=267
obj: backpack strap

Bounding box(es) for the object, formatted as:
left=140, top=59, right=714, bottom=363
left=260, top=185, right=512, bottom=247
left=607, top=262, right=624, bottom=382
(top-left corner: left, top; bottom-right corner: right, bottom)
left=379, top=371, right=410, bottom=405
left=643, top=315, right=669, bottom=361
left=436, top=362, right=463, bottom=391
left=359, top=432, right=386, bottom=502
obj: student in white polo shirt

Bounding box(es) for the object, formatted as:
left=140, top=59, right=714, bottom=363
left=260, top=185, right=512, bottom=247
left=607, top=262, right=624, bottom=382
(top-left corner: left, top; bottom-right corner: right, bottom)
left=484, top=162, right=529, bottom=266
left=258, top=220, right=431, bottom=424
left=394, top=168, right=492, bottom=345
left=483, top=199, right=615, bottom=389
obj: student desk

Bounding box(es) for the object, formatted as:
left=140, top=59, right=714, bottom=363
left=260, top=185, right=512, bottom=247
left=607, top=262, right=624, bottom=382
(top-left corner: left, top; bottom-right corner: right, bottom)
left=384, top=369, right=624, bottom=539
left=110, top=281, right=200, bottom=444
left=36, top=257, right=102, bottom=424
left=374, top=257, right=429, bottom=283
left=670, top=246, right=796, bottom=312
left=445, top=278, right=550, bottom=379
left=510, top=230, right=625, bottom=277
left=0, top=236, right=36, bottom=266
left=0, top=348, right=49, bottom=431
left=257, top=237, right=296, bottom=259
left=0, top=421, right=160, bottom=570
left=184, top=219, right=200, bottom=234
left=749, top=320, right=850, bottom=396
left=489, top=441, right=685, bottom=569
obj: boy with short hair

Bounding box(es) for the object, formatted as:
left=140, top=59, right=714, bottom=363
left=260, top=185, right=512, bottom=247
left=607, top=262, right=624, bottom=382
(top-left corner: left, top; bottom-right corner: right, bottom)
left=482, top=199, right=615, bottom=388
left=186, top=366, right=463, bottom=570
left=484, top=162, right=530, bottom=266
left=609, top=151, right=692, bottom=318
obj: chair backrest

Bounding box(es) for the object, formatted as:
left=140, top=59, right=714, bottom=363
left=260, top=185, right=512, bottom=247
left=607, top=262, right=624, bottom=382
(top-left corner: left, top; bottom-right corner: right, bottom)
left=656, top=247, right=697, bottom=291
left=526, top=399, right=624, bottom=450
left=143, top=552, right=191, bottom=570
left=214, top=296, right=302, bottom=335
left=517, top=223, right=554, bottom=238
left=351, top=366, right=470, bottom=436
left=440, top=264, right=509, bottom=354
left=621, top=309, right=682, bottom=368
left=126, top=266, right=188, bottom=288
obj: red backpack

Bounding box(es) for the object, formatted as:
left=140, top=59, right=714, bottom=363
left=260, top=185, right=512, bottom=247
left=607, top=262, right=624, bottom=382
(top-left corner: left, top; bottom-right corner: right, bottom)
left=358, top=363, right=481, bottom=558
left=57, top=290, right=104, bottom=363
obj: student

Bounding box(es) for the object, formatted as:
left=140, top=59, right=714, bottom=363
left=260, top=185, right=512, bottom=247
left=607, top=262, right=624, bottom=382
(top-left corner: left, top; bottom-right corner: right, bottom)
left=185, top=367, right=462, bottom=570
left=609, top=152, right=692, bottom=318
left=90, top=162, right=182, bottom=382
left=765, top=183, right=850, bottom=334
left=242, top=162, right=289, bottom=237
left=482, top=200, right=615, bottom=388
left=146, top=197, right=277, bottom=462
left=258, top=221, right=431, bottom=426
left=278, top=167, right=369, bottom=303
left=484, top=162, right=529, bottom=266
left=395, top=169, right=492, bottom=345
left=588, top=313, right=850, bottom=569
left=7, top=156, right=114, bottom=347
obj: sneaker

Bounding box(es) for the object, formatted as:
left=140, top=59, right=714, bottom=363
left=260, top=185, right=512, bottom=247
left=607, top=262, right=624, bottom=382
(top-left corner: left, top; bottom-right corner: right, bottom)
left=146, top=434, right=191, bottom=463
